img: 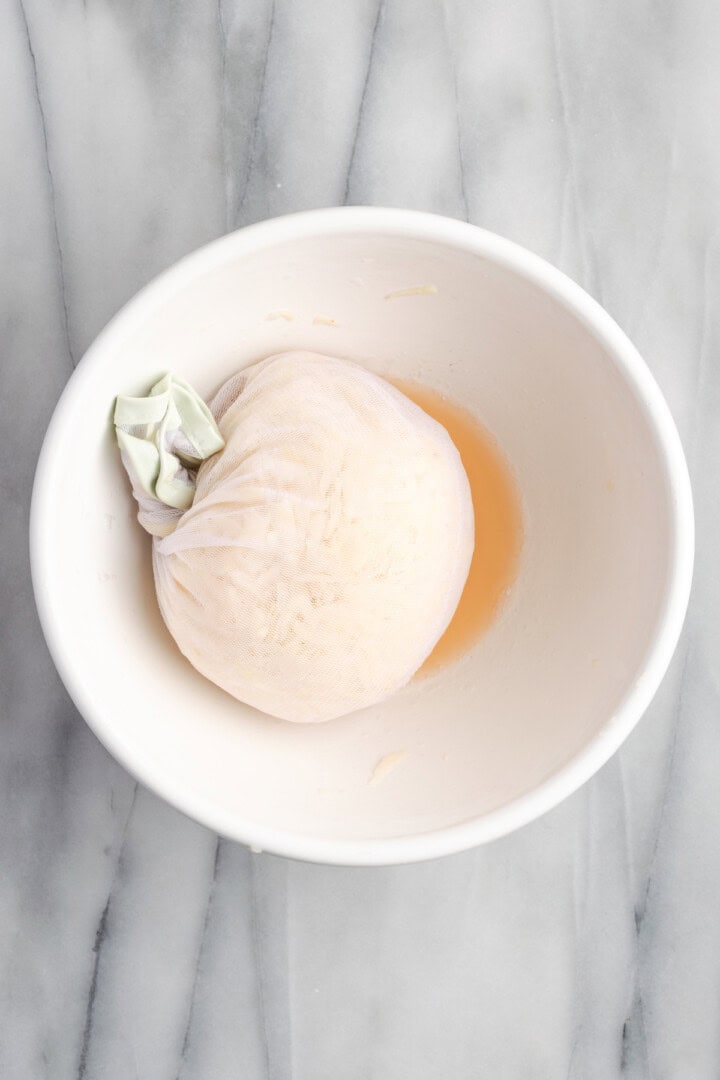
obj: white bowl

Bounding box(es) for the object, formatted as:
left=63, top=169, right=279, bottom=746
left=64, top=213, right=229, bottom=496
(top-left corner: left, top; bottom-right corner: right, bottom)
left=31, top=208, right=693, bottom=865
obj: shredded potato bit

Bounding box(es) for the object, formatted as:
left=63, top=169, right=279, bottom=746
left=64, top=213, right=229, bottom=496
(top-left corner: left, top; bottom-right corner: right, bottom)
left=313, top=315, right=337, bottom=326
left=384, top=284, right=438, bottom=300
left=368, top=751, right=407, bottom=787
left=265, top=310, right=294, bottom=321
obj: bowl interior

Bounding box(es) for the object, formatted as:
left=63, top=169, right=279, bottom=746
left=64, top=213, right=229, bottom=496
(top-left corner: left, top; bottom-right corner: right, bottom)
left=32, top=217, right=683, bottom=860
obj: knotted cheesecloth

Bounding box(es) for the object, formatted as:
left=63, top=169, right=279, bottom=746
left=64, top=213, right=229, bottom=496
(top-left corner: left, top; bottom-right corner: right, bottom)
left=115, top=352, right=474, bottom=722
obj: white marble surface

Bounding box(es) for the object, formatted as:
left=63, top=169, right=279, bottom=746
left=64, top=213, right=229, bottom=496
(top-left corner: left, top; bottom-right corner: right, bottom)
left=2, top=0, right=719, bottom=1076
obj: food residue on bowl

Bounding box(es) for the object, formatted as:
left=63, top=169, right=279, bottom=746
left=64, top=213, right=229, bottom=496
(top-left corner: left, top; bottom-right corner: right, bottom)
left=368, top=751, right=407, bottom=787
left=384, top=284, right=438, bottom=300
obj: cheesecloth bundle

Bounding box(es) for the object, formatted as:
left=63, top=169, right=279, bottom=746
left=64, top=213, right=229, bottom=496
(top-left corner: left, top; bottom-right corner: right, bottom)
left=115, top=352, right=474, bottom=722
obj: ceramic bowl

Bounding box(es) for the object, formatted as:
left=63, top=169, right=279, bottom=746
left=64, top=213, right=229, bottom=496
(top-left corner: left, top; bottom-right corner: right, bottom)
left=31, top=208, right=694, bottom=864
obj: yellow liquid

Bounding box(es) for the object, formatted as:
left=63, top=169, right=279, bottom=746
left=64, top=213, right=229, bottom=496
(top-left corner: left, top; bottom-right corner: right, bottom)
left=392, top=380, right=523, bottom=674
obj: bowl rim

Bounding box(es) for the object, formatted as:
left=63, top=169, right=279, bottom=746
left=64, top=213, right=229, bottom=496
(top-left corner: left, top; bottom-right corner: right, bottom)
left=30, top=206, right=695, bottom=865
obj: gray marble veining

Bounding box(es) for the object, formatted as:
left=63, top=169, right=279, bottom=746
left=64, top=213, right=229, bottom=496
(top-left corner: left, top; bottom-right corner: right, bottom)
left=2, top=0, right=719, bottom=1076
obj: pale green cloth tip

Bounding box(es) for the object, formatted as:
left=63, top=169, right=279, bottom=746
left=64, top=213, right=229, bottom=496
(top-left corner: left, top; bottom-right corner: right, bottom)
left=114, top=374, right=225, bottom=537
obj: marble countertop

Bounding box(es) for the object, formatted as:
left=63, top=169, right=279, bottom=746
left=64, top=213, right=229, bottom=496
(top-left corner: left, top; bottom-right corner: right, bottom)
left=2, top=1, right=718, bottom=1076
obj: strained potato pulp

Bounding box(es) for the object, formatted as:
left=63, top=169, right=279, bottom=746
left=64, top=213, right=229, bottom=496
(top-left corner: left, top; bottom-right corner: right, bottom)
left=116, top=352, right=475, bottom=722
